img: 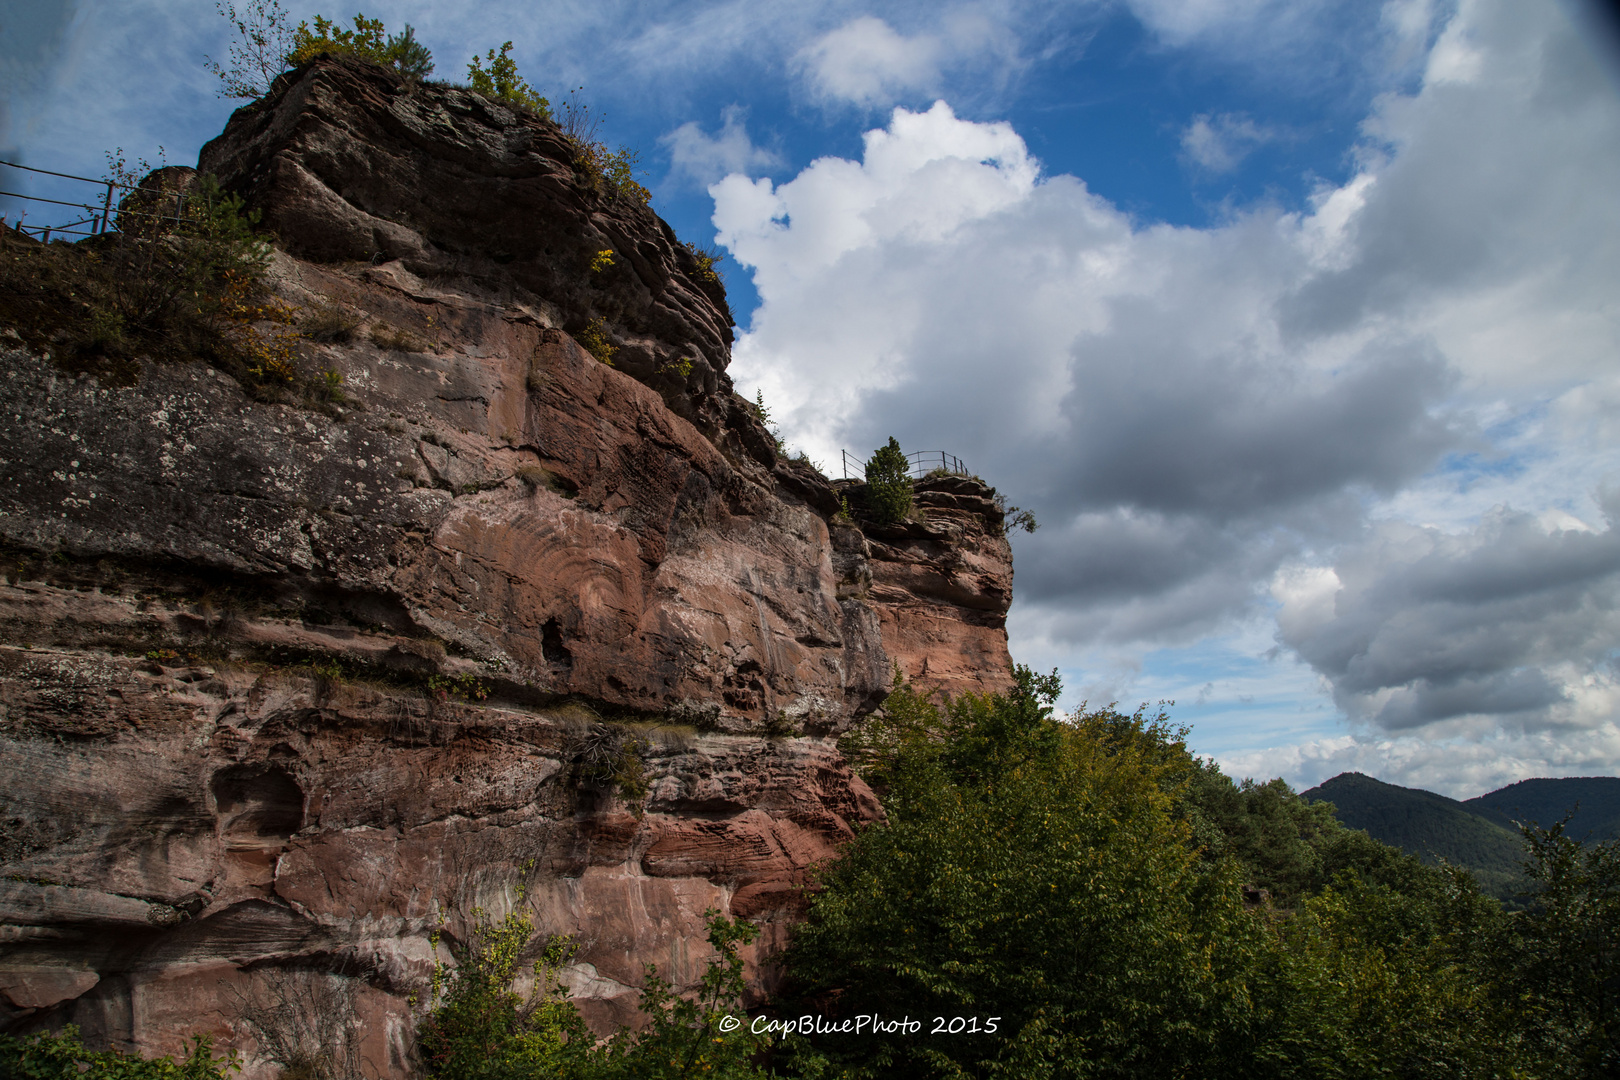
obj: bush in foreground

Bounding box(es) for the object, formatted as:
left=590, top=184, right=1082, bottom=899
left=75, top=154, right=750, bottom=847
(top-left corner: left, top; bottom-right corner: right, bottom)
left=418, top=903, right=766, bottom=1080
left=0, top=1026, right=238, bottom=1079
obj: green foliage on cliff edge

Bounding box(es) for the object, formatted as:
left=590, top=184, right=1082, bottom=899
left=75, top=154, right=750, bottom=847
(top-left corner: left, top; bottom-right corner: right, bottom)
left=211, top=4, right=652, bottom=212
left=863, top=437, right=913, bottom=525
left=287, top=15, right=434, bottom=84
left=466, top=41, right=549, bottom=115
left=209, top=4, right=431, bottom=98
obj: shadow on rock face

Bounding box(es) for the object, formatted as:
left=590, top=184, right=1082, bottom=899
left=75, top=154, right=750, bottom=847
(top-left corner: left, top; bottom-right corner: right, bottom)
left=211, top=764, right=305, bottom=844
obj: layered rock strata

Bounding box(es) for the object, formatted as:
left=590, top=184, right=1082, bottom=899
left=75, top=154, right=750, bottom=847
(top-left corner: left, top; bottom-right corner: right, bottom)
left=0, top=57, right=1014, bottom=1075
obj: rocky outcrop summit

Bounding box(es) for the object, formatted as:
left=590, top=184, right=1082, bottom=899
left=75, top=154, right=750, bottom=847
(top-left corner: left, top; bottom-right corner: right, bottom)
left=0, top=58, right=1015, bottom=1075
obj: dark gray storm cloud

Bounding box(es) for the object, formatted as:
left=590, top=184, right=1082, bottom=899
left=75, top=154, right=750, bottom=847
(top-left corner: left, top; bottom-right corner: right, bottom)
left=1052, top=328, right=1458, bottom=518
left=1279, top=500, right=1620, bottom=732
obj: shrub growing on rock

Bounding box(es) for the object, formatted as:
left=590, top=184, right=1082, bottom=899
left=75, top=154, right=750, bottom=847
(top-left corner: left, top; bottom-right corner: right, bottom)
left=418, top=905, right=766, bottom=1080
left=0, top=157, right=300, bottom=394
left=287, top=14, right=435, bottom=84
left=0, top=1026, right=239, bottom=1078
left=577, top=317, right=617, bottom=366
left=466, top=41, right=550, bottom=116
left=863, top=437, right=913, bottom=524
left=103, top=160, right=270, bottom=334
left=555, top=92, right=650, bottom=206
left=418, top=906, right=598, bottom=1080
left=683, top=241, right=725, bottom=284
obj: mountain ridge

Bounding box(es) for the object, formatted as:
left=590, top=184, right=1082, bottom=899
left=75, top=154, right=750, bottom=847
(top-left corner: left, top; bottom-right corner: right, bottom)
left=1300, top=771, right=1620, bottom=899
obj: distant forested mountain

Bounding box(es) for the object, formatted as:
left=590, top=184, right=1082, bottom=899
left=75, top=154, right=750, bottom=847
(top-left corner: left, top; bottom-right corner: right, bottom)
left=1301, top=772, right=1620, bottom=901
left=1465, top=777, right=1620, bottom=842
left=1301, top=773, right=1526, bottom=898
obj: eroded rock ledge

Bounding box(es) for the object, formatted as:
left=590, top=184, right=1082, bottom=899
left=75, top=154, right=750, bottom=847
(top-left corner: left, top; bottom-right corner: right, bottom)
left=0, top=56, right=1015, bottom=1074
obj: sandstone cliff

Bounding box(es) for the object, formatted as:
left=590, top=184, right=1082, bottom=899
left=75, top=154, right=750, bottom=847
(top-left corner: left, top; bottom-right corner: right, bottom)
left=0, top=57, right=1014, bottom=1075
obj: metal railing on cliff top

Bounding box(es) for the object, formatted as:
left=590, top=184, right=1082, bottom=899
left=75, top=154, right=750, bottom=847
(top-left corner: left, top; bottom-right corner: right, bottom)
left=839, top=449, right=971, bottom=482
left=0, top=159, right=192, bottom=243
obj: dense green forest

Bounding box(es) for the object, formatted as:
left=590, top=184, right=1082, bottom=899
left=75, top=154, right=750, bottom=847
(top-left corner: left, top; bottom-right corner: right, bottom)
left=5, top=671, right=1617, bottom=1078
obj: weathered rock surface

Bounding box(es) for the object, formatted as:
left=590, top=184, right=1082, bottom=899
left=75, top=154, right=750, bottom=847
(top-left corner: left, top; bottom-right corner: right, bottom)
left=0, top=57, right=1015, bottom=1075
left=0, top=647, right=876, bottom=1068
left=837, top=477, right=1017, bottom=701
left=197, top=56, right=737, bottom=435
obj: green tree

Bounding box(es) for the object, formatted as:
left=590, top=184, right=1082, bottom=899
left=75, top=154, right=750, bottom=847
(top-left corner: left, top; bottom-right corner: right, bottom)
left=466, top=42, right=550, bottom=116
left=788, top=671, right=1533, bottom=1079
left=386, top=25, right=434, bottom=83
left=1183, top=763, right=1342, bottom=902
left=783, top=670, right=1265, bottom=1078
left=1491, top=821, right=1620, bottom=1077
left=863, top=437, right=912, bottom=525
left=1249, top=870, right=1514, bottom=1079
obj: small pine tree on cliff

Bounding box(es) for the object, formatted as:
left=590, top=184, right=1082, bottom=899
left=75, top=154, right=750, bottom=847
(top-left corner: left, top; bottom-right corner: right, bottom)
left=865, top=437, right=913, bottom=524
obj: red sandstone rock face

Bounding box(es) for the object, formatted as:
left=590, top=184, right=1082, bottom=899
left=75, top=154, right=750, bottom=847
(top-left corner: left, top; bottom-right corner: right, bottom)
left=0, top=56, right=1014, bottom=1076
left=846, top=478, right=1017, bottom=701
left=0, top=647, right=877, bottom=1068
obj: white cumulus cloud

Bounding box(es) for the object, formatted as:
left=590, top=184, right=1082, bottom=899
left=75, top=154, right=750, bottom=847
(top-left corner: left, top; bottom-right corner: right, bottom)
left=715, top=0, right=1620, bottom=792
left=797, top=16, right=945, bottom=107
left=793, top=12, right=1022, bottom=110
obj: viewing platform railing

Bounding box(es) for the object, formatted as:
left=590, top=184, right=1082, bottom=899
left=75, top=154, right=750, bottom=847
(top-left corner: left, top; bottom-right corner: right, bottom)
left=0, top=159, right=189, bottom=243
left=839, top=449, right=971, bottom=481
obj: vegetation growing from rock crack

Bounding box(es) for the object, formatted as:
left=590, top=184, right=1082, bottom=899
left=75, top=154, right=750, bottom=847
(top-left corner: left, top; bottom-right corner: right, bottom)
left=0, top=1027, right=240, bottom=1078
left=416, top=904, right=769, bottom=1080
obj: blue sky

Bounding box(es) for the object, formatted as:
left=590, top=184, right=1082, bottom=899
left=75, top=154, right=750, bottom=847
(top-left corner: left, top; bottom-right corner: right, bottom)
left=5, top=0, right=1619, bottom=797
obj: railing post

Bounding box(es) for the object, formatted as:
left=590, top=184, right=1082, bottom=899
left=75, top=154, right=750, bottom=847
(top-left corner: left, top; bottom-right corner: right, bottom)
left=98, top=182, right=113, bottom=235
